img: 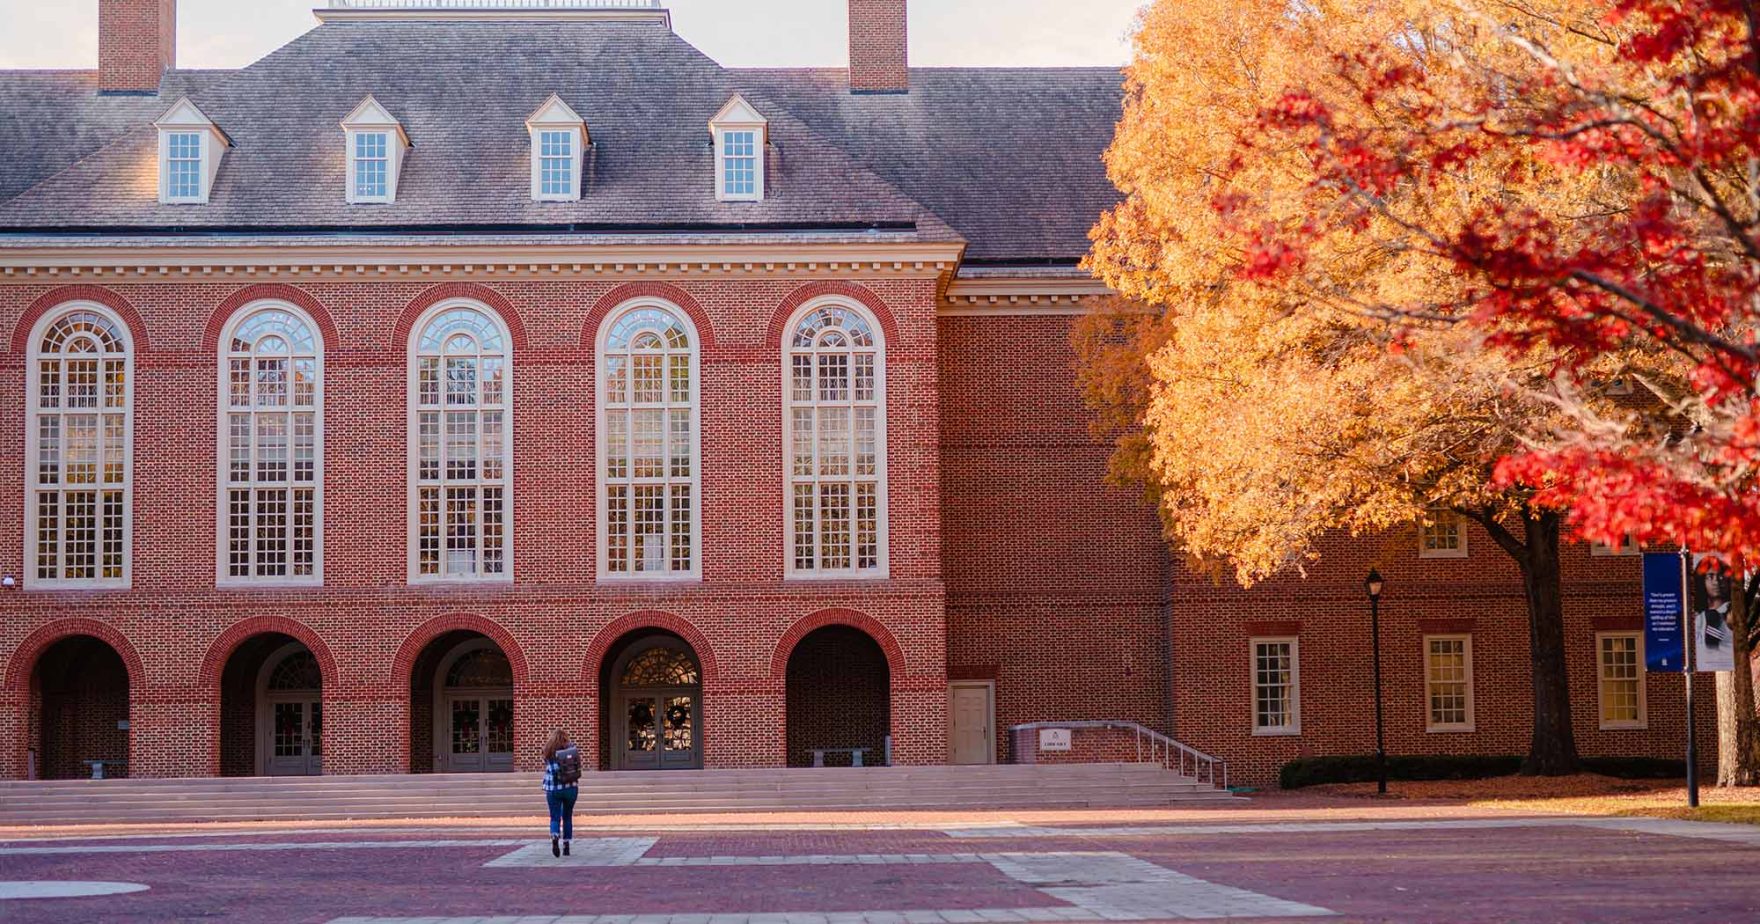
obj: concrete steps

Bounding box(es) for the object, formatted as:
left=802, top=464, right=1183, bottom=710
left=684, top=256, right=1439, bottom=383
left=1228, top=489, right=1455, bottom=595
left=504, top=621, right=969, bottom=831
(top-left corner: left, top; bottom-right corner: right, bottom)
left=0, top=764, right=1235, bottom=825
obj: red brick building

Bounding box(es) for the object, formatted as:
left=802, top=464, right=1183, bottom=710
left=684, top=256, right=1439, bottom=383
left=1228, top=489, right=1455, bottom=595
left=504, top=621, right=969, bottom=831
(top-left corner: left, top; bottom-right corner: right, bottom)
left=0, top=0, right=1710, bottom=787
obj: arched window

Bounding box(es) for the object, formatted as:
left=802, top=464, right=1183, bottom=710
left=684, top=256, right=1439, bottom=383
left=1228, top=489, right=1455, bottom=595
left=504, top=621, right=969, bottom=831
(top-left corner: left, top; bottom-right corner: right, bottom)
left=219, top=304, right=322, bottom=584
left=783, top=301, right=887, bottom=576
left=409, top=303, right=513, bottom=582
left=598, top=303, right=700, bottom=579
left=27, top=306, right=133, bottom=587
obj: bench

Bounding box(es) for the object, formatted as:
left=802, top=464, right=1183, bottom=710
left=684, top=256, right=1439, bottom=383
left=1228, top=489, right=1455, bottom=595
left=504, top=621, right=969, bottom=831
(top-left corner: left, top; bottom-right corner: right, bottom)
left=810, top=748, right=868, bottom=768
left=82, top=759, right=127, bottom=780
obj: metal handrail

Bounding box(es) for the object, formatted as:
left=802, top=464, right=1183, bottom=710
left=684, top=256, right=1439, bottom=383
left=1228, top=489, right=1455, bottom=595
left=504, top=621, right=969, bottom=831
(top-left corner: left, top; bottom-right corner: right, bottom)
left=1008, top=720, right=1229, bottom=790
left=328, top=1, right=663, bottom=8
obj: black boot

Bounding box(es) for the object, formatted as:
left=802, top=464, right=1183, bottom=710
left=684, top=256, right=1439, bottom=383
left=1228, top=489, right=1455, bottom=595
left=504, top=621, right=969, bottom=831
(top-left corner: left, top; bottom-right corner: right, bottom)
left=563, top=841, right=571, bottom=856
left=551, top=837, right=560, bottom=858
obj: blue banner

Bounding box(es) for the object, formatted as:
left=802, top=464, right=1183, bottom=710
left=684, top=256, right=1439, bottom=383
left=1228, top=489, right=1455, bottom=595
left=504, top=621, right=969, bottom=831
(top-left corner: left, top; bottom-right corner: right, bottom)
left=1643, top=552, right=1686, bottom=672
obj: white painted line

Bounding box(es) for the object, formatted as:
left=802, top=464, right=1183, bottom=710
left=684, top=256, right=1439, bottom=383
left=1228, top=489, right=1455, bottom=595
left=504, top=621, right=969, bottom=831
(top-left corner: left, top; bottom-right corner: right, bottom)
left=0, top=839, right=530, bottom=857
left=0, top=880, right=150, bottom=900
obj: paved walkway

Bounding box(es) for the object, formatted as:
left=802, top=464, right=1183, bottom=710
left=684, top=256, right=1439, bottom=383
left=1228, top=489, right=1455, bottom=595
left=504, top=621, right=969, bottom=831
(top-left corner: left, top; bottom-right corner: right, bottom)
left=3, top=813, right=1758, bottom=922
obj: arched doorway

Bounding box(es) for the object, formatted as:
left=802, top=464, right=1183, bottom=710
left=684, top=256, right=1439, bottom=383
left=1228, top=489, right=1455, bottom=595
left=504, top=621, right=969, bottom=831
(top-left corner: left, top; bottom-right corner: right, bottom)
left=602, top=633, right=703, bottom=771
left=785, top=626, right=890, bottom=768
left=218, top=634, right=325, bottom=777
left=411, top=634, right=514, bottom=774
left=30, top=636, right=130, bottom=780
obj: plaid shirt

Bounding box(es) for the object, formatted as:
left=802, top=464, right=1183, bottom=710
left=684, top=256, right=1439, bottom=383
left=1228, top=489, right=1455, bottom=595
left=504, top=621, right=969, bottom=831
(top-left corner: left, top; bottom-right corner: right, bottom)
left=542, top=757, right=578, bottom=792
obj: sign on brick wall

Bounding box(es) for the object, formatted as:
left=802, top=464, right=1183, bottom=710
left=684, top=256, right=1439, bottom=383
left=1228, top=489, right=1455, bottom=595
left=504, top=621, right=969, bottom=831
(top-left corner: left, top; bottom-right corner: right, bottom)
left=1039, top=728, right=1072, bottom=752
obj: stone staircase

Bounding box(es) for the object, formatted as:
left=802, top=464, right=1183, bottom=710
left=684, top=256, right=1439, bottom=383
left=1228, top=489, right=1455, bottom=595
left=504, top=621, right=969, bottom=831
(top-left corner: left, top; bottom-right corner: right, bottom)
left=0, top=763, right=1235, bottom=826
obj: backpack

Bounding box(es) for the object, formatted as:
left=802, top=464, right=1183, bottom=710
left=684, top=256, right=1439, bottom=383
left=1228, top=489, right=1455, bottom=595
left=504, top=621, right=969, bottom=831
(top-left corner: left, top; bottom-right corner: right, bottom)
left=554, top=745, right=582, bottom=786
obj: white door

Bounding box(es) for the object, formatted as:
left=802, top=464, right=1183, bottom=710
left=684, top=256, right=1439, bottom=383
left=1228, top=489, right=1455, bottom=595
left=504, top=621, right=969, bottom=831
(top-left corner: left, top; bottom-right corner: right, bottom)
left=949, top=682, right=995, bottom=765
left=443, top=693, right=514, bottom=773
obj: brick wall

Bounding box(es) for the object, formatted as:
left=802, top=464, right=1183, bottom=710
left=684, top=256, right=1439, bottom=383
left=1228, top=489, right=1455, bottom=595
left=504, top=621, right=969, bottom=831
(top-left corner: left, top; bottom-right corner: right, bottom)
left=30, top=636, right=131, bottom=779
left=848, top=0, right=908, bottom=94
left=99, top=0, right=176, bottom=94
left=785, top=624, right=891, bottom=767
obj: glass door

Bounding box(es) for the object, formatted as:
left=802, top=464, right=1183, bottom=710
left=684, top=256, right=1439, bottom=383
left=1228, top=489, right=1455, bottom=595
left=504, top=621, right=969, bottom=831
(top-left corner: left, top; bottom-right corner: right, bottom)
left=446, top=695, right=514, bottom=773
left=267, top=697, right=322, bottom=776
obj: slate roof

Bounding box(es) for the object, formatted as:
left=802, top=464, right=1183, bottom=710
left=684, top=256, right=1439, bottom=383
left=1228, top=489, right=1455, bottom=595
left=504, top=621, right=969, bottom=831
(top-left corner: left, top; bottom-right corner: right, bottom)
left=0, top=18, right=1124, bottom=262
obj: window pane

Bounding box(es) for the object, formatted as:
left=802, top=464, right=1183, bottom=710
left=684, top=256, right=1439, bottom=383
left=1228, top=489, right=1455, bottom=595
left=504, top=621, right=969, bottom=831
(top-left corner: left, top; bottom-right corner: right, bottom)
left=601, top=306, right=695, bottom=576
left=785, top=306, right=884, bottom=574
left=412, top=307, right=509, bottom=580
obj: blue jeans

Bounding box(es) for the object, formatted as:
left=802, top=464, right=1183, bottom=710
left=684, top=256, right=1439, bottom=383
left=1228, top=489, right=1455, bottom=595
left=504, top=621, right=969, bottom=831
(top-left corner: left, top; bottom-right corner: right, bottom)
left=546, top=787, right=578, bottom=840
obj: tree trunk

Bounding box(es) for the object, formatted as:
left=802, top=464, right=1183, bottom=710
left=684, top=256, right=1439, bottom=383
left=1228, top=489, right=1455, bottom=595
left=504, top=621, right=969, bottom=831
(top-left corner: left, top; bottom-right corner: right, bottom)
left=1715, top=574, right=1760, bottom=786
left=1515, top=511, right=1580, bottom=776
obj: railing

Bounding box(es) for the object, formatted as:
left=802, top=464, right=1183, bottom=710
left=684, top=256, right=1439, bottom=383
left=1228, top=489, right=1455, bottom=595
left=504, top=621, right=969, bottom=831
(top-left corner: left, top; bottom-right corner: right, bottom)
left=328, top=1, right=663, bottom=9
left=1008, top=721, right=1229, bottom=790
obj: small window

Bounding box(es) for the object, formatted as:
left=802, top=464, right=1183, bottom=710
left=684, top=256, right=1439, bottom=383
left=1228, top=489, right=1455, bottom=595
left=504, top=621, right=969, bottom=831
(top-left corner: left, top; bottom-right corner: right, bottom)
left=1591, top=536, right=1641, bottom=557
left=353, top=132, right=390, bottom=201
left=722, top=130, right=758, bottom=198
left=539, top=131, right=575, bottom=198
left=1424, top=635, right=1474, bottom=732
left=710, top=94, right=767, bottom=202
left=166, top=132, right=204, bottom=201
left=1419, top=509, right=1467, bottom=559
left=1251, top=638, right=1300, bottom=735
left=155, top=98, right=227, bottom=205
left=1598, top=633, right=1647, bottom=729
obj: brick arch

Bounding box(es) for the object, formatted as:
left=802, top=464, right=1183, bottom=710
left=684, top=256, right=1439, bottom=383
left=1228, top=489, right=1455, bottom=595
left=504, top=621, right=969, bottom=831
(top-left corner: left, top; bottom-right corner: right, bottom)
left=763, top=282, right=901, bottom=351
left=391, top=614, right=530, bottom=686
left=4, top=619, right=146, bottom=693
left=769, top=608, right=907, bottom=681
left=581, top=283, right=718, bottom=352
left=392, top=284, right=529, bottom=354
left=197, top=616, right=339, bottom=690
left=10, top=286, right=150, bottom=355
left=583, top=611, right=719, bottom=686
left=201, top=284, right=341, bottom=353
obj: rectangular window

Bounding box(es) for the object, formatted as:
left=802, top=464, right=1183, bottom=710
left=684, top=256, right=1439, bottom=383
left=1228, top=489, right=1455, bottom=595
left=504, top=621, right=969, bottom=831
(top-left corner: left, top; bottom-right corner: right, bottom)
left=354, top=131, right=389, bottom=201
left=222, top=313, right=321, bottom=584
left=1591, top=536, right=1641, bottom=557
left=1598, top=633, right=1646, bottom=729
left=1419, top=509, right=1467, bottom=558
left=1251, top=638, right=1300, bottom=735
left=167, top=131, right=204, bottom=200
left=722, top=130, right=757, bottom=198
left=539, top=130, right=575, bottom=197
left=1424, top=635, right=1474, bottom=731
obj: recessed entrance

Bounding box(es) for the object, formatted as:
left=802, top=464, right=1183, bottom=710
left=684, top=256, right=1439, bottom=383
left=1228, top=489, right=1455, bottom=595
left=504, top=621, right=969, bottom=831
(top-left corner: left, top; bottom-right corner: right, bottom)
left=600, top=631, right=703, bottom=771
left=218, top=633, right=324, bottom=777
left=410, top=632, right=515, bottom=774
left=785, top=625, right=890, bottom=768
left=28, top=636, right=130, bottom=780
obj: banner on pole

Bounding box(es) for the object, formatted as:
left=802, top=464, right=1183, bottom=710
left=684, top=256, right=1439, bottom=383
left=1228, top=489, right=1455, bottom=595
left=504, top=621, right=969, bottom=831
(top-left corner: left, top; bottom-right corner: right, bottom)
left=1642, top=552, right=1686, bottom=672
left=1691, top=554, right=1737, bottom=673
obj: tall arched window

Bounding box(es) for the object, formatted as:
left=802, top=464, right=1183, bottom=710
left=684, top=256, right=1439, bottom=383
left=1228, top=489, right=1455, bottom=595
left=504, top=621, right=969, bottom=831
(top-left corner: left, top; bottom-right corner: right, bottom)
left=783, top=301, right=887, bottom=577
left=409, top=303, right=513, bottom=582
left=218, top=304, right=323, bottom=584
left=27, top=306, right=134, bottom=588
left=598, top=302, right=700, bottom=579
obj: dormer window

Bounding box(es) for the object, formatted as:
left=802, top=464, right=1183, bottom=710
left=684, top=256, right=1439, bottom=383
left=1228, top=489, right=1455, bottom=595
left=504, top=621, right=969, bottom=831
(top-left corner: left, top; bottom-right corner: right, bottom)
left=341, top=96, right=410, bottom=205
left=154, top=98, right=229, bottom=205
left=526, top=94, right=588, bottom=203
left=710, top=95, right=768, bottom=203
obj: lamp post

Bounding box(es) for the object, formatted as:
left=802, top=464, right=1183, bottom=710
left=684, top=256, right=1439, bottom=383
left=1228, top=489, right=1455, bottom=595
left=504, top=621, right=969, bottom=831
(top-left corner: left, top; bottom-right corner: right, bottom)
left=1365, top=568, right=1387, bottom=795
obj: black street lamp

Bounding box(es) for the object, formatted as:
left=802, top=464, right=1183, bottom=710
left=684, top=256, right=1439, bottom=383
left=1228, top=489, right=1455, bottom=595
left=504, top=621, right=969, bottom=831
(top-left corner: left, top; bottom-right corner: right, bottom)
left=1365, top=568, right=1387, bottom=795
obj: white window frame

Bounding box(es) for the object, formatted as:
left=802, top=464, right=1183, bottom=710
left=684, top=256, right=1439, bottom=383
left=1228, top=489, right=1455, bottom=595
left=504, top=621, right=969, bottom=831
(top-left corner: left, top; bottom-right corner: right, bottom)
left=350, top=130, right=392, bottom=204
left=1423, top=634, right=1475, bottom=732
left=1250, top=637, right=1301, bottom=736
left=595, top=299, right=703, bottom=583
left=406, top=300, right=515, bottom=585
left=214, top=301, right=325, bottom=588
left=341, top=95, right=407, bottom=205
left=536, top=129, right=578, bottom=200
left=25, top=303, right=134, bottom=590
left=718, top=128, right=762, bottom=201
left=154, top=98, right=227, bottom=205
left=1597, top=631, right=1648, bottom=730
left=525, top=94, right=588, bottom=203
left=781, top=297, right=890, bottom=580
left=1591, top=536, right=1642, bottom=557
left=1418, top=508, right=1468, bottom=559
left=163, top=130, right=207, bottom=203
left=710, top=94, right=767, bottom=203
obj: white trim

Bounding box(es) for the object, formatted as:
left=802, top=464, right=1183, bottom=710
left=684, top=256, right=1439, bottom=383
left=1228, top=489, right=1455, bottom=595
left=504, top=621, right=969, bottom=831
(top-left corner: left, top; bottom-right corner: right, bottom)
left=1591, top=536, right=1642, bottom=557
left=24, top=302, right=135, bottom=591
left=315, top=7, right=671, bottom=26
left=527, top=95, right=587, bottom=203
left=405, top=299, right=516, bottom=585
left=780, top=296, right=890, bottom=581
left=1422, top=634, right=1476, bottom=733
left=154, top=98, right=228, bottom=205
left=947, top=680, right=997, bottom=766
left=432, top=636, right=517, bottom=774
left=342, top=96, right=410, bottom=205
left=214, top=301, right=326, bottom=588
left=1596, top=631, right=1649, bottom=730
left=1249, top=636, right=1301, bottom=736
left=255, top=641, right=323, bottom=776
left=595, top=298, right=703, bottom=583
left=710, top=95, right=768, bottom=203
left=1418, top=509, right=1469, bottom=559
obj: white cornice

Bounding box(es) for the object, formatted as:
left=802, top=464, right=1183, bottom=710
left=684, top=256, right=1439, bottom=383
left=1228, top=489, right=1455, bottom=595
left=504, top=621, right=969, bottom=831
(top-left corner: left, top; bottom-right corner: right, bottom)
left=313, top=8, right=671, bottom=26
left=939, top=274, right=1113, bottom=316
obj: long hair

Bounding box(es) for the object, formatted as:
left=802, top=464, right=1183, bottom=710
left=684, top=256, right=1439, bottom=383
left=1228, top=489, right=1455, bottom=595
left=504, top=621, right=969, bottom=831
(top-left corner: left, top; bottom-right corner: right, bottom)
left=544, top=729, right=569, bottom=763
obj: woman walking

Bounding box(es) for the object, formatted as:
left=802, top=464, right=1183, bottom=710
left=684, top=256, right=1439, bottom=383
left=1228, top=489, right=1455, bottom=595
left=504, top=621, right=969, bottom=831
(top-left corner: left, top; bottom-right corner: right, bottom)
left=543, top=729, right=582, bottom=857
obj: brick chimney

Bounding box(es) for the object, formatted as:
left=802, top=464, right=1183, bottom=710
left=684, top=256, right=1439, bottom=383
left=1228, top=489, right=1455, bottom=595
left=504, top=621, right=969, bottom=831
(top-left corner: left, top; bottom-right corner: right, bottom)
left=849, top=0, right=907, bottom=94
left=99, top=0, right=177, bottom=94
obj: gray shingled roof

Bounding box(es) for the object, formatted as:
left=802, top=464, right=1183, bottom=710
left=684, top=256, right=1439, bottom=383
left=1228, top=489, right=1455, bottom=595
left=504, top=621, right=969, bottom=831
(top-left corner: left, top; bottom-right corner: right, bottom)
left=0, top=19, right=1124, bottom=261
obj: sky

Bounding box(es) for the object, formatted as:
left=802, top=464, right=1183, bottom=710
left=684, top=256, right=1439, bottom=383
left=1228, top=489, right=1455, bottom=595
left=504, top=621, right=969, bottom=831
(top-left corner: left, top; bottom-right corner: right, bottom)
left=0, top=1, right=1147, bottom=70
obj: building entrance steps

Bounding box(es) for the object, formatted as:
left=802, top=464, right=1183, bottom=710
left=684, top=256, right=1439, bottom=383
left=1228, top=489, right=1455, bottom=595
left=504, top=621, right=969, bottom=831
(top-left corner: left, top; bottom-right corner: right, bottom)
left=0, top=763, right=1236, bottom=825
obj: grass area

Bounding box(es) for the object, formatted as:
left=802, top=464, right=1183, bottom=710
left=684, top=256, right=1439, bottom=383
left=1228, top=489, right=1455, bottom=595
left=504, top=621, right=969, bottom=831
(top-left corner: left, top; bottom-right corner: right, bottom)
left=1309, top=773, right=1760, bottom=825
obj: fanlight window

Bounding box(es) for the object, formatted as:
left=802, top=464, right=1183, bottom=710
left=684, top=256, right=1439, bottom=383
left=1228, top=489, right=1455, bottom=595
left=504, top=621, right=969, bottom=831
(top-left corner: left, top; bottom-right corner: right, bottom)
left=621, top=646, right=701, bottom=688
left=223, top=307, right=321, bottom=582
left=446, top=647, right=513, bottom=688
left=412, top=306, right=511, bottom=581
left=600, top=306, right=699, bottom=578
left=786, top=304, right=885, bottom=575
left=30, top=309, right=132, bottom=585
left=267, top=650, right=323, bottom=692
